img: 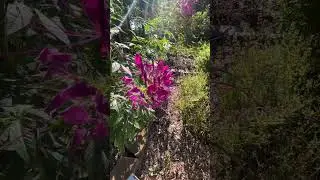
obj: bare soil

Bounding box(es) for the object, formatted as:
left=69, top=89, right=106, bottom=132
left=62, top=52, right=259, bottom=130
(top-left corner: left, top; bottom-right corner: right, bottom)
left=135, top=56, right=216, bottom=180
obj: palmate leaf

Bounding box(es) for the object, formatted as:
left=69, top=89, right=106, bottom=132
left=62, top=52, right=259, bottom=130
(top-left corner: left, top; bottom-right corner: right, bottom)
left=34, top=9, right=70, bottom=45
left=6, top=1, right=33, bottom=35
left=1, top=120, right=30, bottom=162
left=0, top=105, right=49, bottom=163
left=112, top=61, right=121, bottom=73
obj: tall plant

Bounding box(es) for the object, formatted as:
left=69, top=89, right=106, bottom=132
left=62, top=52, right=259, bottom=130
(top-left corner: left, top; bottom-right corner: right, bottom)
left=0, top=0, right=111, bottom=179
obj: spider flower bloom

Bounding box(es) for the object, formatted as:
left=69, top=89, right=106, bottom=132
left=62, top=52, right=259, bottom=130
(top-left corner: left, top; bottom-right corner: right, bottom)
left=91, top=120, right=109, bottom=140
left=62, top=106, right=89, bottom=125
left=45, top=81, right=97, bottom=114
left=81, top=0, right=109, bottom=58
left=36, top=49, right=110, bottom=149
left=95, top=91, right=110, bottom=115
left=37, top=48, right=72, bottom=78
left=127, top=87, right=148, bottom=109
left=178, top=0, right=198, bottom=16
left=122, top=54, right=173, bottom=109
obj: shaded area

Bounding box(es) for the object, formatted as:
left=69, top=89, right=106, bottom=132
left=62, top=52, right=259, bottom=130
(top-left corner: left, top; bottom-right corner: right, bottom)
left=207, top=0, right=320, bottom=179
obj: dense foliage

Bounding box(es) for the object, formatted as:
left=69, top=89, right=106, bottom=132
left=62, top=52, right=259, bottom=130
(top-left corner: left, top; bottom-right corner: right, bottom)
left=1, top=0, right=319, bottom=179
left=0, top=0, right=113, bottom=179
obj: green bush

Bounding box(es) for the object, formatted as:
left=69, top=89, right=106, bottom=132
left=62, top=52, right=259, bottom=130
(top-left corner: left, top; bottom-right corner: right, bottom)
left=209, top=33, right=320, bottom=179
left=189, top=9, right=210, bottom=43
left=214, top=34, right=311, bottom=145
left=194, top=43, right=210, bottom=72
left=177, top=72, right=210, bottom=133
left=174, top=42, right=210, bottom=135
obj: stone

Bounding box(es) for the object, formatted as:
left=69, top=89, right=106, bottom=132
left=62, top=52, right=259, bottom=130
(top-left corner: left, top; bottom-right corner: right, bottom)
left=110, top=157, right=139, bottom=180
left=126, top=128, right=147, bottom=158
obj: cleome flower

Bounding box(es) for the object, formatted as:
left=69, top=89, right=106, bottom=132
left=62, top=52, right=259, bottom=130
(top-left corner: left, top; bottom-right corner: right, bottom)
left=122, top=53, right=173, bottom=109
left=37, top=48, right=73, bottom=79
left=81, top=0, right=109, bottom=58
left=178, top=0, right=199, bottom=16
left=36, top=48, right=109, bottom=148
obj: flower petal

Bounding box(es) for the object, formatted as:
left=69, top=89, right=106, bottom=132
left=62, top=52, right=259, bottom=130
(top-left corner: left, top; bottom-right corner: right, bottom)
left=95, top=92, right=109, bottom=115
left=38, top=48, right=59, bottom=64
left=46, top=82, right=97, bottom=113
left=134, top=53, right=143, bottom=70
left=91, top=121, right=109, bottom=140
left=48, top=53, right=73, bottom=63
left=62, top=106, right=89, bottom=125
left=122, top=76, right=133, bottom=85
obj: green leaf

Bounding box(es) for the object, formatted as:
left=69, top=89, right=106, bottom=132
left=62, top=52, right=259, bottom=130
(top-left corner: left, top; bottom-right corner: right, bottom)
left=110, top=99, right=119, bottom=112
left=6, top=2, right=33, bottom=35
left=34, top=9, right=70, bottom=45
left=112, top=61, right=121, bottom=73
left=1, top=120, right=30, bottom=162
left=0, top=97, right=12, bottom=107
left=47, top=150, right=63, bottom=161
left=133, top=121, right=140, bottom=129
left=85, top=141, right=108, bottom=180
left=111, top=27, right=120, bottom=36
left=28, top=108, right=50, bottom=121
left=114, top=42, right=130, bottom=49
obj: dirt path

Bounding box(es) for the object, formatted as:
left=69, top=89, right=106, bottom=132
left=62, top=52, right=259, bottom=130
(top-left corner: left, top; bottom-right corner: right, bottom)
left=135, top=56, right=216, bottom=180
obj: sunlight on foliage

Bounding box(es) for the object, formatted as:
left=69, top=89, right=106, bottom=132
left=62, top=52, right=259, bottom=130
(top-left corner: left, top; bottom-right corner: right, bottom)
left=177, top=72, right=209, bottom=133
left=194, top=43, right=210, bottom=72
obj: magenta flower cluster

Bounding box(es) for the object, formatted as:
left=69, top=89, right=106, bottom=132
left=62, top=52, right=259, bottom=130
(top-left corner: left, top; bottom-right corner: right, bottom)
left=178, top=0, right=199, bottom=16
left=37, top=48, right=109, bottom=147
left=81, top=0, right=109, bottom=58
left=122, top=54, right=173, bottom=109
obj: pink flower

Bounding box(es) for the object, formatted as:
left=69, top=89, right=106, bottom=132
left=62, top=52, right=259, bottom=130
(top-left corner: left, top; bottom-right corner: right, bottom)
left=95, top=91, right=109, bottom=115
left=127, top=87, right=148, bottom=109
left=91, top=121, right=108, bottom=140
left=122, top=54, right=173, bottom=109
left=178, top=0, right=198, bottom=16
left=134, top=53, right=143, bottom=71
left=73, top=128, right=87, bottom=146
left=122, top=76, right=134, bottom=85
left=45, top=81, right=97, bottom=114
left=35, top=48, right=110, bottom=150
left=38, top=48, right=59, bottom=64
left=37, top=48, right=72, bottom=78
left=62, top=106, right=89, bottom=125
left=81, top=0, right=109, bottom=58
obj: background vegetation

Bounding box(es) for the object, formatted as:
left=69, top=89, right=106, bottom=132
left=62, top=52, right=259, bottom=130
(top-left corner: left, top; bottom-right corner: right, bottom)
left=0, top=0, right=319, bottom=179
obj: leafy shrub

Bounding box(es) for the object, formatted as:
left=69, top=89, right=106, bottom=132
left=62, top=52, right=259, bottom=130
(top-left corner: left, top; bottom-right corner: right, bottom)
left=209, top=33, right=320, bottom=179
left=187, top=9, right=210, bottom=43
left=175, top=42, right=210, bottom=135
left=177, top=72, right=210, bottom=133
left=110, top=53, right=173, bottom=152
left=109, top=92, right=153, bottom=152
left=131, top=36, right=172, bottom=60
left=214, top=34, right=311, bottom=145
left=194, top=43, right=210, bottom=72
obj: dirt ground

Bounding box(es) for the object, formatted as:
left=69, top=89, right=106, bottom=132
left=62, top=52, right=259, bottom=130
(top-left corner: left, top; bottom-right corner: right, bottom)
left=134, top=55, right=216, bottom=180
